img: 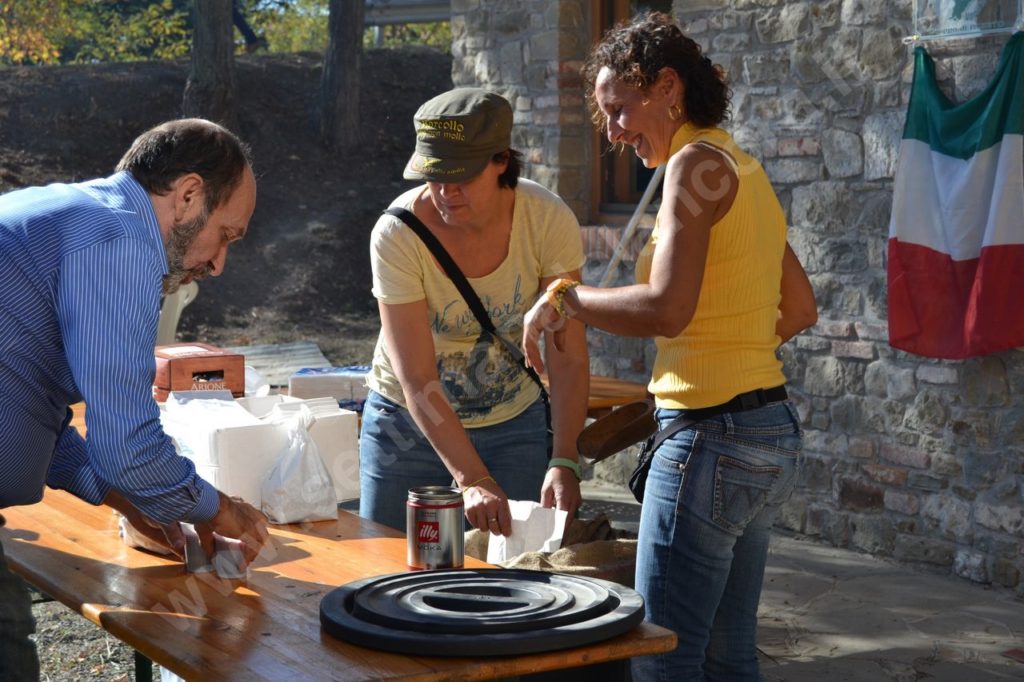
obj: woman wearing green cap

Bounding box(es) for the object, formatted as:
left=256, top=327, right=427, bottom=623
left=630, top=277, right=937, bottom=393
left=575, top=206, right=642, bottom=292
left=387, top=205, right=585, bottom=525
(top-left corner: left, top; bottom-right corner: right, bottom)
left=359, top=88, right=589, bottom=536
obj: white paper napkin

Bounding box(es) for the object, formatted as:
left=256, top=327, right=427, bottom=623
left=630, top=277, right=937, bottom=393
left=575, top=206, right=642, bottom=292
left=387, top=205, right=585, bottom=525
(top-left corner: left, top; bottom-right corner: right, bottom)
left=486, top=500, right=568, bottom=563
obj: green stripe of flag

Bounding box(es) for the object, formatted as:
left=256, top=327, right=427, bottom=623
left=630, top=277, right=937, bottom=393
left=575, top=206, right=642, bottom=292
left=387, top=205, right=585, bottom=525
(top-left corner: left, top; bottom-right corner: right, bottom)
left=903, top=31, right=1024, bottom=160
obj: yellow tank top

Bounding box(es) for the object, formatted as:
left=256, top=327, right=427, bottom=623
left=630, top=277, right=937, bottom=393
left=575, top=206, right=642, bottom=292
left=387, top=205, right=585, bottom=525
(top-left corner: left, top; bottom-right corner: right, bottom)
left=635, top=122, right=787, bottom=409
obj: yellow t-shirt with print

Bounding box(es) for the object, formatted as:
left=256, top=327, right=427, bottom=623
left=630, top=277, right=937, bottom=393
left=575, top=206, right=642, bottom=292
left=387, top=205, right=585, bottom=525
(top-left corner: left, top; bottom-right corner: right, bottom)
left=635, top=122, right=787, bottom=409
left=369, top=179, right=584, bottom=427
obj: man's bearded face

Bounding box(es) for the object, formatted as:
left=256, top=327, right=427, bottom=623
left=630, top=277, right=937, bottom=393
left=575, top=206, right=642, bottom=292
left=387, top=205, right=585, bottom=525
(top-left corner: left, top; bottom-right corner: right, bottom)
left=162, top=208, right=211, bottom=294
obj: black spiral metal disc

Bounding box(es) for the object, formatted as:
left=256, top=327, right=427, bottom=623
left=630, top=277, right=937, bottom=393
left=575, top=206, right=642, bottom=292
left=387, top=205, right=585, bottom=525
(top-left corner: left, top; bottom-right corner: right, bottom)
left=320, top=568, right=645, bottom=656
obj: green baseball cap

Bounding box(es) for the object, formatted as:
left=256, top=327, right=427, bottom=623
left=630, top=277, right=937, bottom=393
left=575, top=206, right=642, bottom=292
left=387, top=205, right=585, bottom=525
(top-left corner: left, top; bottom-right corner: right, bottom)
left=403, top=88, right=513, bottom=184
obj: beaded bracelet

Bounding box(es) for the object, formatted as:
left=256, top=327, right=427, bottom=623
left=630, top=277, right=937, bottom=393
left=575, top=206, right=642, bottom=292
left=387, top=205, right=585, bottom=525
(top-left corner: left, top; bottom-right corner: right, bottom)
left=545, top=278, right=581, bottom=318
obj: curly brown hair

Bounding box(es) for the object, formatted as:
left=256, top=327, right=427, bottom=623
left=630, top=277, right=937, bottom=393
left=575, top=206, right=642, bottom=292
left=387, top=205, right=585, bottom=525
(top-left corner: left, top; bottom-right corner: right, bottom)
left=582, top=11, right=731, bottom=130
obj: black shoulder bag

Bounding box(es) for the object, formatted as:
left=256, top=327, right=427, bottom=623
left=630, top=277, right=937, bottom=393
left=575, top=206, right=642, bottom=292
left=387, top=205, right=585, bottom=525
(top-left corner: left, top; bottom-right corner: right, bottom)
left=384, top=207, right=553, bottom=456
left=628, top=414, right=702, bottom=503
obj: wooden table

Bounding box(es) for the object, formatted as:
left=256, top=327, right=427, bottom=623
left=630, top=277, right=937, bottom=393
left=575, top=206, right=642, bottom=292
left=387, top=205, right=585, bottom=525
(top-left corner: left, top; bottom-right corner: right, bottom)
left=585, top=375, right=648, bottom=416
left=1, top=491, right=675, bottom=680
left=537, top=374, right=648, bottom=419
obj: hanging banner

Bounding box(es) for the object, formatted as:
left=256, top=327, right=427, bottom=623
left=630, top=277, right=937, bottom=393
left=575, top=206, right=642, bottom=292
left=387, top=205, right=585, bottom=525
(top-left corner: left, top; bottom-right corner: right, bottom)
left=887, top=32, right=1024, bottom=358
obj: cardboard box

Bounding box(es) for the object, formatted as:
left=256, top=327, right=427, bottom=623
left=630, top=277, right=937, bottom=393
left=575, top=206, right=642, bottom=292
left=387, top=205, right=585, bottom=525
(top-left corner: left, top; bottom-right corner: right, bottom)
left=154, top=343, right=245, bottom=402
left=161, top=394, right=360, bottom=508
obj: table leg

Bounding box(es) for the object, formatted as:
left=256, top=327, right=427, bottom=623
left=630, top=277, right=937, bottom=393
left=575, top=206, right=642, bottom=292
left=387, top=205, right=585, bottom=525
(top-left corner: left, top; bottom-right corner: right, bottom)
left=134, top=650, right=153, bottom=682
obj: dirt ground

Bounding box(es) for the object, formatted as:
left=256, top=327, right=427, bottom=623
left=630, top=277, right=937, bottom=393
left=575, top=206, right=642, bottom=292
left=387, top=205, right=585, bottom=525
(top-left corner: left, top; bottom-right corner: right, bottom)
left=1, top=46, right=453, bottom=680
left=0, top=46, right=455, bottom=366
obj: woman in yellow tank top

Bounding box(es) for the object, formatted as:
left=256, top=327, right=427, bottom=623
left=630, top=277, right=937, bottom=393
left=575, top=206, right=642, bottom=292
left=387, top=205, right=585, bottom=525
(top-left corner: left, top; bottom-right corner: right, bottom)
left=523, top=12, right=816, bottom=682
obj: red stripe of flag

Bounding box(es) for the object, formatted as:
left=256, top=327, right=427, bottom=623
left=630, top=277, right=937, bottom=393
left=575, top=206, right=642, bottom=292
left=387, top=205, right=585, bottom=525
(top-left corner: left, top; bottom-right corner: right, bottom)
left=888, top=239, right=1024, bottom=359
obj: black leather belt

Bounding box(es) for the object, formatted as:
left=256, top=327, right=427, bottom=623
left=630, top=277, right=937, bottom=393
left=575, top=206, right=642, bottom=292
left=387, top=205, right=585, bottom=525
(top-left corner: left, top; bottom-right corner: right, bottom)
left=628, top=384, right=791, bottom=502
left=676, top=385, right=788, bottom=422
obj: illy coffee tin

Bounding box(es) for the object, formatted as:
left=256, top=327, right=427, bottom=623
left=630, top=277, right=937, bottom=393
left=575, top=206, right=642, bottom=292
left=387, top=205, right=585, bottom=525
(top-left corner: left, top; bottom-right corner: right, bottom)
left=407, top=486, right=464, bottom=570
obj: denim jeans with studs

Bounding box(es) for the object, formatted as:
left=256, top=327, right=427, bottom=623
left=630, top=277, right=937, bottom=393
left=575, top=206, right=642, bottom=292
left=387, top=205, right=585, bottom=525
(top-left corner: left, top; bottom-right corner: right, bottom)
left=632, top=401, right=802, bottom=682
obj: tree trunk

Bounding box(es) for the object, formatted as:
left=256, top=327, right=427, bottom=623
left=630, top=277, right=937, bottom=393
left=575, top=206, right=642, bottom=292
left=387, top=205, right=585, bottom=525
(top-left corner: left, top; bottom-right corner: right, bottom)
left=182, top=0, right=238, bottom=132
left=320, top=0, right=364, bottom=150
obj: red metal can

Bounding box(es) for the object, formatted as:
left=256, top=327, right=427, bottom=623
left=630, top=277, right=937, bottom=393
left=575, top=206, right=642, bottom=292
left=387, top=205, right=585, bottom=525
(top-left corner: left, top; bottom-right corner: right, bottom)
left=407, top=486, right=464, bottom=570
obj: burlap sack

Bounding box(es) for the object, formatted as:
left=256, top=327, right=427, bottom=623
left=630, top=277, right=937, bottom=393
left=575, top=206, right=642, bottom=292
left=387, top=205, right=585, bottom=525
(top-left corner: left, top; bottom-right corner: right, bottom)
left=465, top=514, right=638, bottom=587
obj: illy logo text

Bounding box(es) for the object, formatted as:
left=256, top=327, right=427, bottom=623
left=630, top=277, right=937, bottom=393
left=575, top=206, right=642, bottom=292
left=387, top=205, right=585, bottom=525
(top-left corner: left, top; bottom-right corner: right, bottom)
left=418, top=521, right=439, bottom=543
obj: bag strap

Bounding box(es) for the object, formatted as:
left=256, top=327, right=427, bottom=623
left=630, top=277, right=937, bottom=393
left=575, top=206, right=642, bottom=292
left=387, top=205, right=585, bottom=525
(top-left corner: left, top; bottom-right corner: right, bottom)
left=384, top=207, right=548, bottom=396
left=648, top=414, right=700, bottom=453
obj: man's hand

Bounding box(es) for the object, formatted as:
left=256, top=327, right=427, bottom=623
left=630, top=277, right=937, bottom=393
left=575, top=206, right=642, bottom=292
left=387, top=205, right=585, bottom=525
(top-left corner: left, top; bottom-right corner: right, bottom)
left=193, top=492, right=271, bottom=567
left=103, top=491, right=185, bottom=559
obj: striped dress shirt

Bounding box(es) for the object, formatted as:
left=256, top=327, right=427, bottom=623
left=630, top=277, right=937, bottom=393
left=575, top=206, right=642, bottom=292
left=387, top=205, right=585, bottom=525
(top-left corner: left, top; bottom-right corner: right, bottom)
left=0, top=172, right=218, bottom=524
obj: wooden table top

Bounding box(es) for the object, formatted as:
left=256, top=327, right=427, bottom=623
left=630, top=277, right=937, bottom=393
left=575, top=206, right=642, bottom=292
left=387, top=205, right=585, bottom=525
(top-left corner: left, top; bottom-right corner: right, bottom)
left=536, top=373, right=648, bottom=419
left=585, top=374, right=648, bottom=410
left=1, top=490, right=675, bottom=680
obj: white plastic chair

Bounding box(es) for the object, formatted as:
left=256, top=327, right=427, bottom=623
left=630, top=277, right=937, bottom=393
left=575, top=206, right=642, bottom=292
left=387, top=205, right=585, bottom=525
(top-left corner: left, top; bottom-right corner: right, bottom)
left=156, top=281, right=199, bottom=346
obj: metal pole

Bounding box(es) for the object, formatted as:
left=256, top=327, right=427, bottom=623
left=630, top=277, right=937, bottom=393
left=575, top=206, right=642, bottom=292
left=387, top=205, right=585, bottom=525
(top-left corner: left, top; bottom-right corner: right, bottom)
left=598, top=164, right=665, bottom=288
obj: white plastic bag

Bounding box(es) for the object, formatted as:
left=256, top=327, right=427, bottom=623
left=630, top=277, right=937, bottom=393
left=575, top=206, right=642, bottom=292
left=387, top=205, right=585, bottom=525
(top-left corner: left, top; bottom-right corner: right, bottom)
left=261, top=406, right=337, bottom=524
left=244, top=364, right=270, bottom=397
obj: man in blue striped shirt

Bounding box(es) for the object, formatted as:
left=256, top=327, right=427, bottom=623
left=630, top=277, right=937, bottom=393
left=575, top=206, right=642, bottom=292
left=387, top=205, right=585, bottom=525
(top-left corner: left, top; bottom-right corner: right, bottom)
left=0, top=118, right=271, bottom=680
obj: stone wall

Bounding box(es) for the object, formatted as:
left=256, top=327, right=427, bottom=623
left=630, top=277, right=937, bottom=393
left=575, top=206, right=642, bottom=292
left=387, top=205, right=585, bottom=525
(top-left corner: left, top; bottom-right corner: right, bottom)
left=449, top=0, right=592, bottom=217
left=454, top=0, right=1024, bottom=593
left=672, top=0, right=1022, bottom=592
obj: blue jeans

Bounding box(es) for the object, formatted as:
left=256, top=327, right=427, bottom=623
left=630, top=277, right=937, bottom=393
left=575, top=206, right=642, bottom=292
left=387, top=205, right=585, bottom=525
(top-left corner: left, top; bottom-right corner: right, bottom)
left=632, top=400, right=801, bottom=682
left=359, top=391, right=550, bottom=531
left=0, top=535, right=40, bottom=681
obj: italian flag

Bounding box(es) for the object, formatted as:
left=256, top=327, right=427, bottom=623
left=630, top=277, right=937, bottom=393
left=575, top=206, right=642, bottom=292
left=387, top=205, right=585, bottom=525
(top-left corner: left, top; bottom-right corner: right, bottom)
left=887, top=31, right=1024, bottom=359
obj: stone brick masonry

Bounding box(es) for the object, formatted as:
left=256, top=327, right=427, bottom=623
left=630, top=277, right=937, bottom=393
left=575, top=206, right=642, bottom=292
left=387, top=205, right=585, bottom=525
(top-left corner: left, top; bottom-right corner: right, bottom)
left=450, top=0, right=592, bottom=217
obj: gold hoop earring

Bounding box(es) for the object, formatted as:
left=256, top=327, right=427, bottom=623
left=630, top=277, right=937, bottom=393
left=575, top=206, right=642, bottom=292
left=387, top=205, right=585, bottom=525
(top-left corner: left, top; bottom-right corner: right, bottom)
left=669, top=104, right=683, bottom=121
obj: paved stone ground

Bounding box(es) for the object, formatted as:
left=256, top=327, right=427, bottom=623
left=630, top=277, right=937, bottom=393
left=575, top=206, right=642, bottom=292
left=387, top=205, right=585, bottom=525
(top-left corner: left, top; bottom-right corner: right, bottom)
left=758, top=532, right=1024, bottom=681
left=579, top=481, right=1024, bottom=682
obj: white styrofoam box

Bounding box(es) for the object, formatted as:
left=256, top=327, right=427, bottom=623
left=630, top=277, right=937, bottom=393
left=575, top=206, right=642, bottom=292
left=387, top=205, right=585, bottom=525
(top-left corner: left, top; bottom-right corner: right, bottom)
left=160, top=394, right=360, bottom=509
left=288, top=365, right=370, bottom=401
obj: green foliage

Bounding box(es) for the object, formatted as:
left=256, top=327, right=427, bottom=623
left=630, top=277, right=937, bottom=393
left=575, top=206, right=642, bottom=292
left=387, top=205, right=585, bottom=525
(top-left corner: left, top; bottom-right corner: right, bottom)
left=363, top=22, right=451, bottom=52
left=65, top=0, right=190, bottom=63
left=249, top=0, right=328, bottom=54
left=0, top=1, right=74, bottom=65
left=0, top=0, right=189, bottom=65
left=1, top=0, right=451, bottom=66
left=248, top=0, right=451, bottom=54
